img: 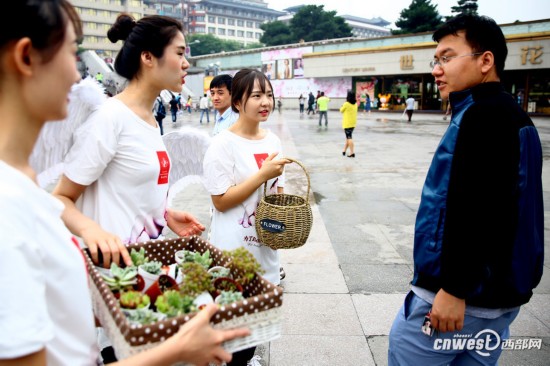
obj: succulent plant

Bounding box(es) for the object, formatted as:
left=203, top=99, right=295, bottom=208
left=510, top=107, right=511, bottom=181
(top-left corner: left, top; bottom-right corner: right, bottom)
left=179, top=262, right=214, bottom=297
left=216, top=290, right=244, bottom=305
left=139, top=260, right=163, bottom=275
left=130, top=247, right=149, bottom=266
left=223, top=247, right=264, bottom=285
left=155, top=290, right=196, bottom=317
left=119, top=290, right=150, bottom=309
left=123, top=308, right=163, bottom=325
left=177, top=249, right=213, bottom=269
left=101, top=263, right=138, bottom=292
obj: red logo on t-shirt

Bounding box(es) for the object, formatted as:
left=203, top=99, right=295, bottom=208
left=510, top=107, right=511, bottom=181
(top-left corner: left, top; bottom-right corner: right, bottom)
left=157, top=151, right=170, bottom=184
left=253, top=153, right=269, bottom=169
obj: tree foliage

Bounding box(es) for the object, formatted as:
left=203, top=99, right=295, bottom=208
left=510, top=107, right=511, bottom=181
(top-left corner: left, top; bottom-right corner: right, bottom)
left=393, top=0, right=443, bottom=35
left=260, top=5, right=352, bottom=46
left=451, top=0, right=478, bottom=16
left=259, top=21, right=294, bottom=46
left=187, top=34, right=243, bottom=56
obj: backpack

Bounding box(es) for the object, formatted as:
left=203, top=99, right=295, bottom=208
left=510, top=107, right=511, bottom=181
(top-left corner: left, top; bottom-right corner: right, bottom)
left=156, top=99, right=166, bottom=120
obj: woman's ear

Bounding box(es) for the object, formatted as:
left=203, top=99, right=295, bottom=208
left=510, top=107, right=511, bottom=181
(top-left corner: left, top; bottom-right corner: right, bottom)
left=11, top=38, right=34, bottom=76
left=141, top=50, right=155, bottom=68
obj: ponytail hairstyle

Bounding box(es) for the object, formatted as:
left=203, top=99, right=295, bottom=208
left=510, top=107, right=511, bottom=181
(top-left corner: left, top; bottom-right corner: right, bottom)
left=108, top=14, right=183, bottom=80
left=346, top=91, right=357, bottom=105
left=0, top=0, right=82, bottom=65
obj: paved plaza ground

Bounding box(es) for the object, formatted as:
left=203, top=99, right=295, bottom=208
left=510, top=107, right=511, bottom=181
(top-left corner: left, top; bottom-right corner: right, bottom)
left=167, top=107, right=550, bottom=366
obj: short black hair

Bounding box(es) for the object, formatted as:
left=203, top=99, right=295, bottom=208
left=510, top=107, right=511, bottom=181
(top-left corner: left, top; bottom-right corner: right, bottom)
left=346, top=91, right=356, bottom=105
left=433, top=14, right=507, bottom=78
left=210, top=74, right=232, bottom=92
left=231, top=68, right=274, bottom=113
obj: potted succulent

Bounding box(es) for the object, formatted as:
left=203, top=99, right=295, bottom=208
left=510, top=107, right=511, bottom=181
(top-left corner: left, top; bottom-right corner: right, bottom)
left=207, top=265, right=231, bottom=279
left=138, top=260, right=163, bottom=293
left=215, top=290, right=245, bottom=305
left=122, top=307, right=165, bottom=325
left=130, top=247, right=148, bottom=266
left=223, top=247, right=265, bottom=286
left=212, top=276, right=243, bottom=298
left=175, top=249, right=213, bottom=269
left=179, top=262, right=215, bottom=297
left=144, top=274, right=179, bottom=304
left=101, top=263, right=138, bottom=296
left=119, top=290, right=150, bottom=310
left=154, top=290, right=196, bottom=317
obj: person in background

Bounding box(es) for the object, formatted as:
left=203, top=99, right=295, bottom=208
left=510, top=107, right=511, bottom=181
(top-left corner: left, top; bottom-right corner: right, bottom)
left=203, top=69, right=291, bottom=366
left=389, top=14, right=543, bottom=365
left=0, top=1, right=248, bottom=365
left=405, top=96, right=415, bottom=122
left=153, top=94, right=166, bottom=135
left=210, top=74, right=238, bottom=136
left=199, top=93, right=210, bottom=124
left=186, top=95, right=193, bottom=114
left=317, top=91, right=330, bottom=127
left=169, top=94, right=179, bottom=123
left=307, top=91, right=315, bottom=115
left=340, top=91, right=358, bottom=158
left=298, top=93, right=305, bottom=115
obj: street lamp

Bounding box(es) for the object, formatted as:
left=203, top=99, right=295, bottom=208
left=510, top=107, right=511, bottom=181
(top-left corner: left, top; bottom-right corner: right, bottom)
left=205, top=61, right=221, bottom=76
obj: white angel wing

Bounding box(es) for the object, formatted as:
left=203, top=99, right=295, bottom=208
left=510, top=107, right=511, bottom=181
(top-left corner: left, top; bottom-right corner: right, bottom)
left=30, top=77, right=106, bottom=188
left=163, top=126, right=211, bottom=208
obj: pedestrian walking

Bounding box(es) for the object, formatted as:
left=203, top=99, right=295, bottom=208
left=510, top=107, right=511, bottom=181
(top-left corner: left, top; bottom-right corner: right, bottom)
left=307, top=92, right=315, bottom=115
left=169, top=94, right=179, bottom=123
left=317, top=91, right=330, bottom=127
left=340, top=91, right=358, bottom=158
left=299, top=94, right=305, bottom=114
left=203, top=68, right=291, bottom=366
left=405, top=96, right=415, bottom=122
left=388, top=14, right=544, bottom=366
left=0, top=2, right=248, bottom=366
left=199, top=93, right=210, bottom=123
left=153, top=94, right=166, bottom=135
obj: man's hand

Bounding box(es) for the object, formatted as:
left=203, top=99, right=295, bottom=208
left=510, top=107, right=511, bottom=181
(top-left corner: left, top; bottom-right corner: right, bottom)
left=166, top=208, right=205, bottom=237
left=430, top=288, right=466, bottom=332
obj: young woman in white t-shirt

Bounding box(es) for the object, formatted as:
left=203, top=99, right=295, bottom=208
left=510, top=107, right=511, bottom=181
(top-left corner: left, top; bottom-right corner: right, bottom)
left=52, top=14, right=205, bottom=269
left=203, top=69, right=291, bottom=366
left=0, top=2, right=248, bottom=365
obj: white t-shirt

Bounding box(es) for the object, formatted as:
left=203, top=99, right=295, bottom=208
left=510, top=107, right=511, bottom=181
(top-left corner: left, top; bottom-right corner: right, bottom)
left=0, top=161, right=97, bottom=364
left=406, top=97, right=415, bottom=110
left=64, top=98, right=170, bottom=244
left=203, top=130, right=285, bottom=284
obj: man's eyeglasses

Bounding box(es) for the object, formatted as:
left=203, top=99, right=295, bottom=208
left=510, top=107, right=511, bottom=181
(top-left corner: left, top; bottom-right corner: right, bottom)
left=429, top=52, right=483, bottom=69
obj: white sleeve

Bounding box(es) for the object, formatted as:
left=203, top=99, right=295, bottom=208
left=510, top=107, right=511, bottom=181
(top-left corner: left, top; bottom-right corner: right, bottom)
left=63, top=106, right=120, bottom=185
left=203, top=137, right=235, bottom=196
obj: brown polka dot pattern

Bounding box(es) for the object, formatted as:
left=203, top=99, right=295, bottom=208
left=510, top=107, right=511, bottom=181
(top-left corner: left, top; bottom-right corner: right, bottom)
left=84, top=235, right=283, bottom=347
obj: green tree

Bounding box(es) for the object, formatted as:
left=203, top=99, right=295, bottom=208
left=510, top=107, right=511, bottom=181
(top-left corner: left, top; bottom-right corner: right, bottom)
left=451, top=0, right=478, bottom=16
left=393, top=0, right=443, bottom=35
left=290, top=5, right=352, bottom=42
left=259, top=21, right=293, bottom=46
left=187, top=34, right=242, bottom=56
left=260, top=5, right=352, bottom=46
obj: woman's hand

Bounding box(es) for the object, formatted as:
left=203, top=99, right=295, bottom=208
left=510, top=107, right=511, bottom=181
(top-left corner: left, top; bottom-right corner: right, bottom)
left=81, top=224, right=132, bottom=268
left=166, top=208, right=206, bottom=237
left=258, top=153, right=291, bottom=181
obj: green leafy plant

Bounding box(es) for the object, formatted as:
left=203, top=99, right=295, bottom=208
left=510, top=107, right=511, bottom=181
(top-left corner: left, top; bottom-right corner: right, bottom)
left=101, top=263, right=138, bottom=292
left=216, top=290, right=244, bottom=305
left=119, top=290, right=150, bottom=309
left=123, top=308, right=163, bottom=325
left=223, top=247, right=264, bottom=285
left=179, top=262, right=214, bottom=297
left=139, top=261, right=163, bottom=275
left=177, top=249, right=213, bottom=269
left=154, top=290, right=196, bottom=317
left=208, top=266, right=231, bottom=279
left=130, top=247, right=149, bottom=266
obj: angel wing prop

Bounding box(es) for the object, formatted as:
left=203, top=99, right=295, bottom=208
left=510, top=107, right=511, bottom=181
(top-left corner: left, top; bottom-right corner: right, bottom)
left=30, top=77, right=106, bottom=188
left=163, top=126, right=212, bottom=208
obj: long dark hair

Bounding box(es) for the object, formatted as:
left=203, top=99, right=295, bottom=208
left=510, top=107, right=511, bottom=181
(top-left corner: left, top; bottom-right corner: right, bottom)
left=347, top=91, right=357, bottom=105
left=108, top=14, right=183, bottom=80
left=0, top=0, right=82, bottom=64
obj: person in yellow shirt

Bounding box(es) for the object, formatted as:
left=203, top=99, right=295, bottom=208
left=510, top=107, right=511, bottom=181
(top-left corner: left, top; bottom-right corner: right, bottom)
left=317, top=91, right=330, bottom=127
left=340, top=91, right=358, bottom=157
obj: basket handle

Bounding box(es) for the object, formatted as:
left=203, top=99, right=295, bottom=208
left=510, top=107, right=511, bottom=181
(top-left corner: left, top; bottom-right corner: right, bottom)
left=262, top=157, right=310, bottom=204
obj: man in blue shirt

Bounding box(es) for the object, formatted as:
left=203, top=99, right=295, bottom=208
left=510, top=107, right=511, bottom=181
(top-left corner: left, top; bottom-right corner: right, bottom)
left=210, top=74, right=238, bottom=135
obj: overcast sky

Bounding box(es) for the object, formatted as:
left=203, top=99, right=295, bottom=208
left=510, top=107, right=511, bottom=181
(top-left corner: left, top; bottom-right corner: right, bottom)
left=267, top=0, right=550, bottom=28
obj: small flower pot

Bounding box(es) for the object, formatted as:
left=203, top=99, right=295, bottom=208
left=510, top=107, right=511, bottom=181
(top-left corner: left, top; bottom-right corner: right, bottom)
left=138, top=266, right=161, bottom=293
left=208, top=266, right=231, bottom=280
left=212, top=276, right=243, bottom=298
left=193, top=291, right=214, bottom=310
left=144, top=274, right=179, bottom=305
left=174, top=250, right=186, bottom=265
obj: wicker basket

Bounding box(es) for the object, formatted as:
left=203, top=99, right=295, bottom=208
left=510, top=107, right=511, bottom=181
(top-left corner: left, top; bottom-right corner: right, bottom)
left=86, top=236, right=283, bottom=360
left=255, top=158, right=313, bottom=250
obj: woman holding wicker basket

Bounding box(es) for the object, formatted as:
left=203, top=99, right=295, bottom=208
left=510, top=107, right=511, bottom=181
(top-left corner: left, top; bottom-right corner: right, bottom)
left=203, top=68, right=291, bottom=365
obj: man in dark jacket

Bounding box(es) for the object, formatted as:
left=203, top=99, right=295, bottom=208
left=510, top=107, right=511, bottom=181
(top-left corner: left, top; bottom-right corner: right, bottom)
left=388, top=14, right=544, bottom=365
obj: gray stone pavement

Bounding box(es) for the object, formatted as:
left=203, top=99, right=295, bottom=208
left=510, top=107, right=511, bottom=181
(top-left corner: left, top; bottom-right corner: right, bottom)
left=167, top=108, right=550, bottom=366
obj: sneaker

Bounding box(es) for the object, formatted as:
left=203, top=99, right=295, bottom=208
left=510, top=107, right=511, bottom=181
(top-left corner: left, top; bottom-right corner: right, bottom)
left=279, top=267, right=286, bottom=281
left=247, top=355, right=262, bottom=366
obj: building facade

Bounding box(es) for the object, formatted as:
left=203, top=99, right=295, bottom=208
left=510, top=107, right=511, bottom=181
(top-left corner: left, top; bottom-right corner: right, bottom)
left=190, top=18, right=550, bottom=116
